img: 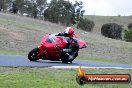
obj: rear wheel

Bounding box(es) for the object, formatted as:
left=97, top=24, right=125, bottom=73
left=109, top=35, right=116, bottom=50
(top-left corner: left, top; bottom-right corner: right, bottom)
left=61, top=55, right=70, bottom=63
left=28, top=48, right=40, bottom=61
left=62, top=59, right=69, bottom=63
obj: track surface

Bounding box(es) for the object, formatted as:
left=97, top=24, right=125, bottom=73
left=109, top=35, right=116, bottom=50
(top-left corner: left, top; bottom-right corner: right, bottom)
left=0, top=55, right=132, bottom=68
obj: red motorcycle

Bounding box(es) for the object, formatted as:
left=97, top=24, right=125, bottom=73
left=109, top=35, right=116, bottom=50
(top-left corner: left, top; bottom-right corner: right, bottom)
left=28, top=34, right=87, bottom=63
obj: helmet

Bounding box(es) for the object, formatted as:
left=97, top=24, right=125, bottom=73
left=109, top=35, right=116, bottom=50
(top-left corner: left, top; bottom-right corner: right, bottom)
left=64, top=27, right=75, bottom=37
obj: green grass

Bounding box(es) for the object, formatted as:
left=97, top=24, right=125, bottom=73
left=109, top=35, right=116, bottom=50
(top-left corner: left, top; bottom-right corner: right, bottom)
left=0, top=13, right=64, bottom=33
left=0, top=50, right=26, bottom=56
left=77, top=56, right=113, bottom=63
left=77, top=56, right=132, bottom=65
left=0, top=13, right=132, bottom=65
left=0, top=16, right=45, bottom=31
left=84, top=15, right=132, bottom=27
left=0, top=67, right=131, bottom=88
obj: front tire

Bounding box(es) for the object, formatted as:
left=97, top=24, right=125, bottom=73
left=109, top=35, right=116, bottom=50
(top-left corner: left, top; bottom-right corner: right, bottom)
left=28, top=48, right=40, bottom=61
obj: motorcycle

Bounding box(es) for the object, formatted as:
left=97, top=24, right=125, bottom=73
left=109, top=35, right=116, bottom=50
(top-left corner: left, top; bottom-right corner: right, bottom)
left=28, top=34, right=87, bottom=63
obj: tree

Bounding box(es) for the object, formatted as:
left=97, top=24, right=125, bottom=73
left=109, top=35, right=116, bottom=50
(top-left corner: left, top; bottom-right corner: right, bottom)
left=73, top=1, right=85, bottom=21
left=44, top=0, right=58, bottom=22
left=26, top=0, right=47, bottom=18
left=8, top=0, right=47, bottom=18
left=11, top=1, right=18, bottom=14
left=36, top=0, right=47, bottom=16
left=0, top=0, right=4, bottom=11
left=0, top=0, right=11, bottom=11
left=44, top=0, right=85, bottom=26
left=44, top=0, right=73, bottom=25
left=25, top=0, right=38, bottom=18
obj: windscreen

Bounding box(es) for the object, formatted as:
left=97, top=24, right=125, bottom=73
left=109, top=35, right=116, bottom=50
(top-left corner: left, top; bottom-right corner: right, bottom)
left=46, top=35, right=60, bottom=43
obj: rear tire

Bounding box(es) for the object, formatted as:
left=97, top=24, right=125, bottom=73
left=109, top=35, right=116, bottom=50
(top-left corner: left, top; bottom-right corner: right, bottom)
left=61, top=55, right=69, bottom=64
left=62, top=60, right=69, bottom=63
left=28, top=48, right=40, bottom=61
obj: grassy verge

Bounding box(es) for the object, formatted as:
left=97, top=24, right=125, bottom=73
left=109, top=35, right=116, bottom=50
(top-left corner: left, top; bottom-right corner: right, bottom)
left=77, top=56, right=113, bottom=63
left=0, top=50, right=26, bottom=56
left=0, top=67, right=131, bottom=88
left=77, top=56, right=132, bottom=65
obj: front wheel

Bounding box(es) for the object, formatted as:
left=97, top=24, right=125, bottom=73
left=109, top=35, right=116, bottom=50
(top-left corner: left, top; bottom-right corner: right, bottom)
left=28, top=48, right=40, bottom=61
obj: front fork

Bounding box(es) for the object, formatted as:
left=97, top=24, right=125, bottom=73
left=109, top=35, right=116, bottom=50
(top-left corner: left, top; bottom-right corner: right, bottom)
left=37, top=45, right=47, bottom=58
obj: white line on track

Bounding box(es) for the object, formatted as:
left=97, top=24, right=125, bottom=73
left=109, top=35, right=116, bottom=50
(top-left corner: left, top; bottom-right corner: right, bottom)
left=49, top=66, right=132, bottom=69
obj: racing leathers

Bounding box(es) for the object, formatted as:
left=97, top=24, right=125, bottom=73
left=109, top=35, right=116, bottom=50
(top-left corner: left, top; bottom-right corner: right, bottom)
left=56, top=32, right=79, bottom=61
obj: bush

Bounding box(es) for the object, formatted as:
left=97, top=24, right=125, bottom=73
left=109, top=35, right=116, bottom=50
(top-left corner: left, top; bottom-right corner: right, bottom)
left=128, top=23, right=132, bottom=30
left=101, top=23, right=122, bottom=39
left=124, top=29, right=132, bottom=42
left=77, top=17, right=95, bottom=32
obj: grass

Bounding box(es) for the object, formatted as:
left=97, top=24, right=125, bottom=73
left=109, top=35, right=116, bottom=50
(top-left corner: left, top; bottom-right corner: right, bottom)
left=0, top=13, right=64, bottom=32
left=77, top=56, right=113, bottom=63
left=0, top=11, right=132, bottom=88
left=0, top=50, right=26, bottom=56
left=0, top=13, right=132, bottom=64
left=0, top=67, right=131, bottom=88
left=77, top=56, right=132, bottom=65
left=0, top=15, right=45, bottom=31
left=84, top=15, right=132, bottom=29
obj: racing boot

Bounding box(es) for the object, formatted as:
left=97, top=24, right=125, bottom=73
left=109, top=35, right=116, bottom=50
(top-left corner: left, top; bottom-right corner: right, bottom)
left=68, top=55, right=73, bottom=61
left=64, top=53, right=73, bottom=63
left=62, top=49, right=71, bottom=53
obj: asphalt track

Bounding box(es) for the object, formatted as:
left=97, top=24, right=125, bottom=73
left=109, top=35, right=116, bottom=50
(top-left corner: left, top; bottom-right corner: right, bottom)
left=0, top=55, right=132, bottom=68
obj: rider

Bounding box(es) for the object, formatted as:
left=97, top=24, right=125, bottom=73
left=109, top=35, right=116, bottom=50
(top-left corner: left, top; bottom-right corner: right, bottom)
left=55, top=27, right=79, bottom=61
